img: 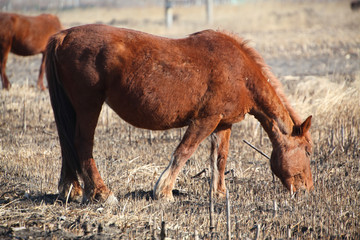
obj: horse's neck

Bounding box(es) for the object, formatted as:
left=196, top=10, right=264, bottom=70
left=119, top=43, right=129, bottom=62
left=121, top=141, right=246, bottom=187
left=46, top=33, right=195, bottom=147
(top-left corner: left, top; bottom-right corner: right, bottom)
left=249, top=79, right=294, bottom=147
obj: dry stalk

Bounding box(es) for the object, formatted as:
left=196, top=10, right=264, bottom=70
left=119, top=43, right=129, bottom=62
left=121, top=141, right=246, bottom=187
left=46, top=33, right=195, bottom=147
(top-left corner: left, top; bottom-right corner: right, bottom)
left=128, top=126, right=132, bottom=145
left=287, top=224, right=292, bottom=238
left=148, top=130, right=153, bottom=145
left=65, top=183, right=73, bottom=210
left=191, top=168, right=207, bottom=179
left=153, top=215, right=158, bottom=240
left=160, top=220, right=166, bottom=240
left=259, top=127, right=263, bottom=146
left=194, top=229, right=199, bottom=240
left=22, top=97, right=26, bottom=132
left=226, top=189, right=231, bottom=240
left=0, top=198, right=20, bottom=210
left=105, top=105, right=109, bottom=132
left=209, top=177, right=215, bottom=233
left=2, top=100, right=6, bottom=122
left=273, top=199, right=278, bottom=217
left=255, top=223, right=261, bottom=240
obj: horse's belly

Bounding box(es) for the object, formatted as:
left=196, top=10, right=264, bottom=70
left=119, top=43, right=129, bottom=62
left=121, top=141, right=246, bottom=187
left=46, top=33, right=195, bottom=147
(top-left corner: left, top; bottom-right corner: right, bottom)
left=105, top=97, right=190, bottom=130
left=11, top=42, right=42, bottom=56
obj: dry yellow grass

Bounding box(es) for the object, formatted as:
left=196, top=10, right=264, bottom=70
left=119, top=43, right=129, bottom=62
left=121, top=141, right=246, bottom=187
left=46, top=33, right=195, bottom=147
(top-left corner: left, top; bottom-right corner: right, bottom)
left=1, top=1, right=359, bottom=239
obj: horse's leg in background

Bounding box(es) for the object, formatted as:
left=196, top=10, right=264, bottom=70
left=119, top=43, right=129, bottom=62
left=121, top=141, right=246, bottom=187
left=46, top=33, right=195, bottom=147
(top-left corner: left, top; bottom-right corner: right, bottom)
left=73, top=99, right=117, bottom=204
left=37, top=52, right=46, bottom=90
left=0, top=44, right=11, bottom=89
left=210, top=125, right=232, bottom=197
left=153, top=115, right=222, bottom=201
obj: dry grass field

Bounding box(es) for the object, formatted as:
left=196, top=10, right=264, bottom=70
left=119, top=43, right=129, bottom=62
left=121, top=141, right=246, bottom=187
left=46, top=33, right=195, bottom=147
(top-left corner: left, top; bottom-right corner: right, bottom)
left=1, top=1, right=359, bottom=239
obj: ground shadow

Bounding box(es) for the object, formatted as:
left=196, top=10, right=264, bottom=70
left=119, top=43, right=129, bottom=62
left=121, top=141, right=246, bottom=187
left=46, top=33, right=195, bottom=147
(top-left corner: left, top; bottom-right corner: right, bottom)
left=26, top=193, right=61, bottom=205
left=123, top=189, right=188, bottom=201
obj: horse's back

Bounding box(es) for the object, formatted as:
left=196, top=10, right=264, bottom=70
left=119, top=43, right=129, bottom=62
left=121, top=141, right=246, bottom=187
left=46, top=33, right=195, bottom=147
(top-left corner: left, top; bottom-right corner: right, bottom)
left=0, top=12, right=61, bottom=56
left=49, top=25, right=253, bottom=129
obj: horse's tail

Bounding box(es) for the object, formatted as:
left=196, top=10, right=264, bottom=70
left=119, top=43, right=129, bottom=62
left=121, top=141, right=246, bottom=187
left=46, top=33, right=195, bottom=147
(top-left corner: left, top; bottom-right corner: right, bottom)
left=46, top=32, right=81, bottom=174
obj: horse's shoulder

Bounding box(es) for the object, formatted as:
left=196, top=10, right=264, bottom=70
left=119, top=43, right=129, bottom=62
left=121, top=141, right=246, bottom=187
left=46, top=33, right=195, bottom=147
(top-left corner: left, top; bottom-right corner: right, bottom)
left=189, top=29, right=227, bottom=40
left=0, top=12, right=18, bottom=23
left=188, top=29, right=244, bottom=46
left=0, top=13, right=18, bottom=34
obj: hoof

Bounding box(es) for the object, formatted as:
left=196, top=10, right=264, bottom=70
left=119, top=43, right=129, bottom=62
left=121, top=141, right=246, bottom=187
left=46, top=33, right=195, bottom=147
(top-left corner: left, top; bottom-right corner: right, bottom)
left=212, top=186, right=226, bottom=199
left=88, top=187, right=117, bottom=204
left=38, top=85, right=47, bottom=91
left=3, top=85, right=11, bottom=90
left=83, top=192, right=118, bottom=205
left=216, top=191, right=226, bottom=199
left=104, top=192, right=118, bottom=205
left=216, top=189, right=226, bottom=198
left=153, top=173, right=175, bottom=201
left=59, top=184, right=83, bottom=203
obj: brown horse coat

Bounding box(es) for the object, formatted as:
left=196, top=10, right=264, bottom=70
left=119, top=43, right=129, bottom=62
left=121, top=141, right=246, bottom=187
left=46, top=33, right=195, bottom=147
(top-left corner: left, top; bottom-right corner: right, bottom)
left=0, top=13, right=62, bottom=90
left=46, top=25, right=313, bottom=203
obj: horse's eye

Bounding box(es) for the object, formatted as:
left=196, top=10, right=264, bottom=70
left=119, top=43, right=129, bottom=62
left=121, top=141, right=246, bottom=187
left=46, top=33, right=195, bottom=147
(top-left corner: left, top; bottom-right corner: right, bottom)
left=304, top=145, right=312, bottom=157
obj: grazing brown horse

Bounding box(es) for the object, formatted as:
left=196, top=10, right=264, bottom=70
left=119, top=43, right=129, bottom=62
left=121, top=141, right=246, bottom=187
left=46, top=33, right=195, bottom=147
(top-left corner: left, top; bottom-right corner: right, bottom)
left=0, top=13, right=62, bottom=90
left=46, top=24, right=313, bottom=204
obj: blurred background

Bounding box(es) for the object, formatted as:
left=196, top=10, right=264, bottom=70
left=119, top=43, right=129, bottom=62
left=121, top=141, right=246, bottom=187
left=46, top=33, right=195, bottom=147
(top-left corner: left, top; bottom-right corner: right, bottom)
left=1, top=0, right=358, bottom=83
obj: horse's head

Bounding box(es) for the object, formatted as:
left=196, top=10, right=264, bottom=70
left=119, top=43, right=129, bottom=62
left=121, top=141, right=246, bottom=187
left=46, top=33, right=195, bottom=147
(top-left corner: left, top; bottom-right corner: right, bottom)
left=270, top=116, right=314, bottom=192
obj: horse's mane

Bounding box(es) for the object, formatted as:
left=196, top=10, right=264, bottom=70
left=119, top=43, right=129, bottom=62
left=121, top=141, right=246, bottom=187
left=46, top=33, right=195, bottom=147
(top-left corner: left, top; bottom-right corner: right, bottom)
left=218, top=30, right=312, bottom=144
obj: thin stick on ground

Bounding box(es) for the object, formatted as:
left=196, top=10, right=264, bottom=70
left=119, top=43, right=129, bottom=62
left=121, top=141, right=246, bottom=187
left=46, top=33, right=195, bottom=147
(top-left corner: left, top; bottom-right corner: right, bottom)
left=242, top=139, right=270, bottom=160
left=243, top=139, right=275, bottom=183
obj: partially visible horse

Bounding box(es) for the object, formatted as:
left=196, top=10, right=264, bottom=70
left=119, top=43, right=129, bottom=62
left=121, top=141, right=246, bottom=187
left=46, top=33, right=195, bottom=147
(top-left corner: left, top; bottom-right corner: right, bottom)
left=46, top=24, right=314, bottom=204
left=0, top=13, right=62, bottom=90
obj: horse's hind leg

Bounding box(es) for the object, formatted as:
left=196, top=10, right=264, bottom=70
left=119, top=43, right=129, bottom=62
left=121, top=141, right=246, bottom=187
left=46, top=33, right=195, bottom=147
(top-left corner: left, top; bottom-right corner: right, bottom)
left=74, top=101, right=117, bottom=204
left=210, top=125, right=232, bottom=198
left=0, top=45, right=11, bottom=90
left=58, top=160, right=83, bottom=203
left=36, top=52, right=46, bottom=90
left=154, top=115, right=222, bottom=201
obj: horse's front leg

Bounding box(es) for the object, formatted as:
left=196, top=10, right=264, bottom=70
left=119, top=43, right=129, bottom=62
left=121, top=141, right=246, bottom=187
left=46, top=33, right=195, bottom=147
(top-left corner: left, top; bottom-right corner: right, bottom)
left=210, top=125, right=232, bottom=198
left=153, top=115, right=222, bottom=201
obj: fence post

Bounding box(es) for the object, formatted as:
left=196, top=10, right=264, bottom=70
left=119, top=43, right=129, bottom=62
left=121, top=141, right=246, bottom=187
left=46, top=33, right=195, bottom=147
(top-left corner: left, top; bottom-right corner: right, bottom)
left=206, top=0, right=213, bottom=24
left=165, top=0, right=173, bottom=28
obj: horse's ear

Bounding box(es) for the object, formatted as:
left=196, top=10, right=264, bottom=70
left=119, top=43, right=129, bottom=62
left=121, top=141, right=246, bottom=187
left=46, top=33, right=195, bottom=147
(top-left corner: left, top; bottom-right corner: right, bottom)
left=299, top=115, right=312, bottom=136
left=293, top=115, right=312, bottom=136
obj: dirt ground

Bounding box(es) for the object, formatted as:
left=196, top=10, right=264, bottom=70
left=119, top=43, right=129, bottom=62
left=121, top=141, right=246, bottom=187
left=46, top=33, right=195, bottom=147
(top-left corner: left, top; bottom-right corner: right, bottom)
left=1, top=1, right=359, bottom=239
